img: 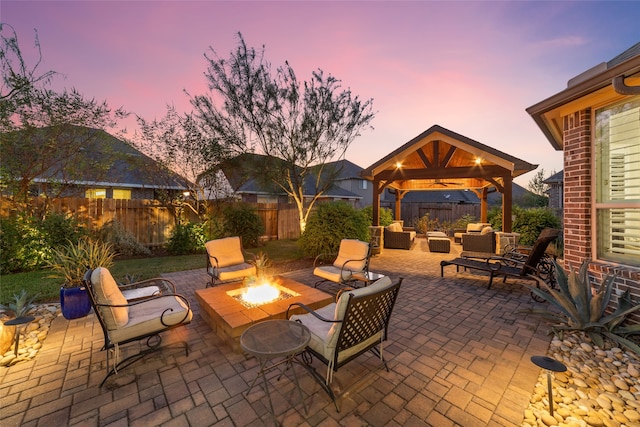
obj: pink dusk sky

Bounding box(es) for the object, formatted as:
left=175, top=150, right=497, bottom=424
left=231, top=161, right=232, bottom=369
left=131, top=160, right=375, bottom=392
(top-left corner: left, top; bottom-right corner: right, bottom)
left=3, top=1, right=640, bottom=187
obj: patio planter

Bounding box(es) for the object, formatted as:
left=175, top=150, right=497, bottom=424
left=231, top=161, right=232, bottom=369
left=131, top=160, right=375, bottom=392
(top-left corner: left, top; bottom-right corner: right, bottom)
left=60, top=286, right=92, bottom=320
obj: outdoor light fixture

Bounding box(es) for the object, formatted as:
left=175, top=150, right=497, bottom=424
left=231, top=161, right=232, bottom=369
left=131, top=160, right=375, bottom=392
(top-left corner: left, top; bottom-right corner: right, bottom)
left=475, top=157, right=482, bottom=165
left=531, top=355, right=567, bottom=417
left=395, top=161, right=402, bottom=169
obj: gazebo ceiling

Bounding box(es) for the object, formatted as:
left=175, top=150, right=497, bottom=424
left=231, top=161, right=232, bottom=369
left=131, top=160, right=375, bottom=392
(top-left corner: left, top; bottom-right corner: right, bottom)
left=360, top=125, right=537, bottom=192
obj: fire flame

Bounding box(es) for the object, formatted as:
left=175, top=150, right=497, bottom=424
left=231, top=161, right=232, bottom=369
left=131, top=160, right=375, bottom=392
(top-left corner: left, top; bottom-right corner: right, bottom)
left=241, top=282, right=280, bottom=306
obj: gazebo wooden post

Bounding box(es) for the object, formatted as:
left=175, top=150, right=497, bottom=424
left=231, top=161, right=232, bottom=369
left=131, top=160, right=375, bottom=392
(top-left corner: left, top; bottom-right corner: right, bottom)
left=480, top=188, right=488, bottom=223
left=502, top=174, right=513, bottom=232
left=394, top=190, right=408, bottom=222
left=372, top=179, right=382, bottom=226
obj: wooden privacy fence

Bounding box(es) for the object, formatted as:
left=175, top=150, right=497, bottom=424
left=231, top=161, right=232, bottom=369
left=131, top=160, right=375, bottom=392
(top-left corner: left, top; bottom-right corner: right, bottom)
left=0, top=198, right=301, bottom=247
left=381, top=201, right=480, bottom=228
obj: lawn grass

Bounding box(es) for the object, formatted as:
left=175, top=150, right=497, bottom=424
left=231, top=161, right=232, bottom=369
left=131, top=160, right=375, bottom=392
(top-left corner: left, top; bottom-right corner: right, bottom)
left=0, top=239, right=307, bottom=306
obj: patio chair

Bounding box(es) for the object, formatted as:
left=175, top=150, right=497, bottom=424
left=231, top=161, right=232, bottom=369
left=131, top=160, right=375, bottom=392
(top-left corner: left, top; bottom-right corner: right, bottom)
left=205, top=236, right=256, bottom=287
left=83, top=267, right=193, bottom=386
left=383, top=222, right=416, bottom=249
left=440, top=228, right=561, bottom=290
left=313, top=239, right=371, bottom=289
left=461, top=226, right=496, bottom=254
left=286, top=275, right=403, bottom=411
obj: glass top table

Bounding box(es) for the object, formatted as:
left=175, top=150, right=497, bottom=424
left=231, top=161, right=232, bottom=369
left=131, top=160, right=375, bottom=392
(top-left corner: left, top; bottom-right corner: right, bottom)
left=241, top=319, right=310, bottom=359
left=240, top=319, right=311, bottom=422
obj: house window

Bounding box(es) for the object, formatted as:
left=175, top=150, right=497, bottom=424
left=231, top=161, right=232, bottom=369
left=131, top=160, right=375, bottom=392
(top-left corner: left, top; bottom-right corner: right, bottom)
left=359, top=180, right=368, bottom=190
left=594, top=96, right=640, bottom=265
left=113, top=189, right=131, bottom=199
left=86, top=188, right=106, bottom=199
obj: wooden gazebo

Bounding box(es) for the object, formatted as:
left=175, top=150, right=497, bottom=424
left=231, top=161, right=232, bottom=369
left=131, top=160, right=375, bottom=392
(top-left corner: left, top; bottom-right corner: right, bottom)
left=360, top=125, right=537, bottom=232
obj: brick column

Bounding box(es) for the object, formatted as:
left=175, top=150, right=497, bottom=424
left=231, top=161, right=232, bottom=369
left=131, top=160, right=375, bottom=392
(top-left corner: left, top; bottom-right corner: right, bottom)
left=562, top=109, right=591, bottom=271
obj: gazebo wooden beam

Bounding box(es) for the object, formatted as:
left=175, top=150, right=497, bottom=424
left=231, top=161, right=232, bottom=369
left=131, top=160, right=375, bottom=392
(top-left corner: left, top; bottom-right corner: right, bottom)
left=374, top=165, right=508, bottom=181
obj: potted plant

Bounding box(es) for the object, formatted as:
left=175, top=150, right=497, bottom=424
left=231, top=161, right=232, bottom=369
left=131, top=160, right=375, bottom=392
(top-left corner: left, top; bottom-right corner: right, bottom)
left=47, top=237, right=116, bottom=320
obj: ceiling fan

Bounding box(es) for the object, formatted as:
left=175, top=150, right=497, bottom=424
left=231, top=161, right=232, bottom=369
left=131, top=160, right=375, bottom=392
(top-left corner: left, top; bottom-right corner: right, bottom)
left=433, top=179, right=460, bottom=187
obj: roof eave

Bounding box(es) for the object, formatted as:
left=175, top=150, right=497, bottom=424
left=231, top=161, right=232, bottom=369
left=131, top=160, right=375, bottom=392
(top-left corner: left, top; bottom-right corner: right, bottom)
left=526, top=55, right=640, bottom=149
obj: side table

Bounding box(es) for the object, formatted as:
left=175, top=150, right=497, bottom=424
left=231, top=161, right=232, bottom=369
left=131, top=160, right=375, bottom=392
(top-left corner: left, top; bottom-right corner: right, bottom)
left=352, top=271, right=385, bottom=286
left=4, top=316, right=35, bottom=356
left=240, top=319, right=310, bottom=424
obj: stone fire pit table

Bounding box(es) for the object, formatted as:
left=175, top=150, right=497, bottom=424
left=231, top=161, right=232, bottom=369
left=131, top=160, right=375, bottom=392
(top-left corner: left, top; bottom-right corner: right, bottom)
left=195, top=276, right=332, bottom=353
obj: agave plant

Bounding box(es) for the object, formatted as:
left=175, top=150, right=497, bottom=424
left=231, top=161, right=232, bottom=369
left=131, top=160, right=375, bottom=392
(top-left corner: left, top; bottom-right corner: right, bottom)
left=47, top=237, right=116, bottom=287
left=523, top=260, right=640, bottom=354
left=0, top=289, right=39, bottom=318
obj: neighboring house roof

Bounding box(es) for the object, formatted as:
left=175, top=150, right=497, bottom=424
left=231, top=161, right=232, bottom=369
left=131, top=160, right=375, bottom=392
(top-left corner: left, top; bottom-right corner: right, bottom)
left=394, top=189, right=480, bottom=204
left=220, top=153, right=362, bottom=199
left=328, top=159, right=366, bottom=181
left=527, top=42, right=640, bottom=150
left=32, top=125, right=189, bottom=190
left=543, top=170, right=564, bottom=184
left=387, top=182, right=532, bottom=205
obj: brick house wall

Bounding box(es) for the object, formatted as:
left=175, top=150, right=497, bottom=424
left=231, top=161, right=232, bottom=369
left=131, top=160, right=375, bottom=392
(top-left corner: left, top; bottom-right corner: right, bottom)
left=563, top=108, right=640, bottom=303
left=528, top=42, right=640, bottom=322
left=563, top=108, right=640, bottom=298
left=562, top=109, right=592, bottom=270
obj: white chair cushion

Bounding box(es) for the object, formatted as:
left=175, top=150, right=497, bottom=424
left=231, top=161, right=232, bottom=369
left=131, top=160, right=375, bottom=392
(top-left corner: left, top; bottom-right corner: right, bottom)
left=109, top=295, right=193, bottom=343
left=466, top=223, right=485, bottom=233
left=333, top=239, right=369, bottom=272
left=386, top=222, right=403, bottom=232
left=481, top=226, right=494, bottom=235
left=206, top=237, right=246, bottom=268
left=91, top=267, right=129, bottom=329
left=290, top=276, right=393, bottom=360
left=209, top=263, right=256, bottom=281
left=290, top=303, right=337, bottom=360
left=313, top=265, right=352, bottom=283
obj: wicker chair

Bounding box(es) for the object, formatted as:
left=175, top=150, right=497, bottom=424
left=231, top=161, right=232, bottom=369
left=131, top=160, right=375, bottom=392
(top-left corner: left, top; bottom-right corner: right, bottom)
left=287, top=276, right=403, bottom=411
left=461, top=227, right=496, bottom=254
left=383, top=223, right=416, bottom=250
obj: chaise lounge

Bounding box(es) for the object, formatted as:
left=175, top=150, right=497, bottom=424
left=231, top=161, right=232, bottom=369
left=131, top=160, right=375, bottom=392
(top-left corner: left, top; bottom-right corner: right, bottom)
left=440, top=228, right=561, bottom=289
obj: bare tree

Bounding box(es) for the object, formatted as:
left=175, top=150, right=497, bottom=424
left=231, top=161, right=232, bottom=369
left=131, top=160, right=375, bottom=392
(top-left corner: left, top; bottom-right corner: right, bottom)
left=0, top=23, right=126, bottom=211
left=189, top=33, right=375, bottom=232
left=131, top=106, right=226, bottom=220
left=525, top=168, right=551, bottom=207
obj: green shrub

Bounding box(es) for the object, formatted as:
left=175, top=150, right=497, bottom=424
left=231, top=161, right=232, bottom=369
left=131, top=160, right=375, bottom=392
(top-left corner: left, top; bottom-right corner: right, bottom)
left=0, top=212, right=87, bottom=274
left=166, top=222, right=208, bottom=255
left=513, top=206, right=561, bottom=246
left=40, top=212, right=87, bottom=249
left=0, top=214, right=44, bottom=274
left=206, top=214, right=226, bottom=241
left=299, top=201, right=369, bottom=258
left=98, top=220, right=151, bottom=257
left=451, top=214, right=476, bottom=231
left=487, top=207, right=502, bottom=230
left=360, top=205, right=394, bottom=226
left=223, top=203, right=264, bottom=248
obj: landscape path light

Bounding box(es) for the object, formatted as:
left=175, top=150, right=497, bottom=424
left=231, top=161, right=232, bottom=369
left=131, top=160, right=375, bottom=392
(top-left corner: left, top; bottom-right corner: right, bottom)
left=531, top=355, right=567, bottom=417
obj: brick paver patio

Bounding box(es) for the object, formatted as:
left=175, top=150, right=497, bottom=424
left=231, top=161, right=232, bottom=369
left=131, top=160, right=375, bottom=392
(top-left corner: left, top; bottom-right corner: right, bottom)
left=0, top=238, right=552, bottom=426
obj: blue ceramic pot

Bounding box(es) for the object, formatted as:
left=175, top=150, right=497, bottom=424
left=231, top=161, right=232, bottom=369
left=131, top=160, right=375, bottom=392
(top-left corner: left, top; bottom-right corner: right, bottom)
left=60, top=286, right=92, bottom=320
